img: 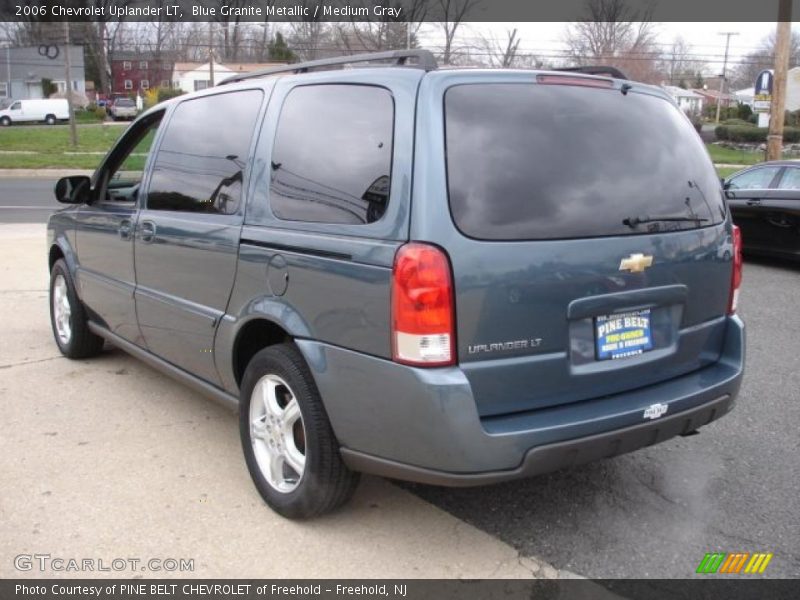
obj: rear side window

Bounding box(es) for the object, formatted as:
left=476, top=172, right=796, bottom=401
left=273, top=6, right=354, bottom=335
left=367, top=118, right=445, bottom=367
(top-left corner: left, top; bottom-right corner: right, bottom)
left=444, top=83, right=726, bottom=240
left=147, top=90, right=263, bottom=214
left=778, top=167, right=800, bottom=189
left=270, top=84, right=393, bottom=225
left=727, top=166, right=781, bottom=190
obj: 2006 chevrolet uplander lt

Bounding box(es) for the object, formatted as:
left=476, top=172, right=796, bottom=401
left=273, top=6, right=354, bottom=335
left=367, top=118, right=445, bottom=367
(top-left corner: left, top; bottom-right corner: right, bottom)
left=47, top=50, right=745, bottom=518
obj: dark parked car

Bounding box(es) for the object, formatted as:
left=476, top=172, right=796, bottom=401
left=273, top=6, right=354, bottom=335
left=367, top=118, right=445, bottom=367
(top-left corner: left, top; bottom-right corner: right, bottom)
left=725, top=160, right=800, bottom=260
left=46, top=50, right=745, bottom=519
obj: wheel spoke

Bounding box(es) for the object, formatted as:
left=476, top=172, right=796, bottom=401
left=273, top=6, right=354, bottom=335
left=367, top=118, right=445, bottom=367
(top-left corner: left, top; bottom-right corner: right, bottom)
left=268, top=452, right=286, bottom=486
left=282, top=397, right=301, bottom=427
left=282, top=441, right=305, bottom=477
left=262, top=377, right=283, bottom=419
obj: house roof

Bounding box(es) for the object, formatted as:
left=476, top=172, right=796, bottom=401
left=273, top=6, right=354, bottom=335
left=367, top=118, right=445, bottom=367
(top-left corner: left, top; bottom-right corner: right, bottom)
left=692, top=88, right=737, bottom=101
left=172, top=61, right=287, bottom=76
left=663, top=85, right=702, bottom=99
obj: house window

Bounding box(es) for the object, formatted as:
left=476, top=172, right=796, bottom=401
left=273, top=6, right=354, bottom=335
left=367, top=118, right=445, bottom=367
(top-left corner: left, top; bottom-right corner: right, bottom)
left=0, top=82, right=8, bottom=98
left=124, top=80, right=133, bottom=90
left=161, top=80, right=169, bottom=88
left=141, top=80, right=150, bottom=90
left=194, top=80, right=210, bottom=91
left=123, top=61, right=131, bottom=70
left=139, top=61, right=148, bottom=69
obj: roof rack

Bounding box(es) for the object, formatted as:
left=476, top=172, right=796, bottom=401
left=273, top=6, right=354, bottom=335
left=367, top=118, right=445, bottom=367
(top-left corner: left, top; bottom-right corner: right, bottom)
left=218, top=49, right=438, bottom=86
left=555, top=66, right=629, bottom=80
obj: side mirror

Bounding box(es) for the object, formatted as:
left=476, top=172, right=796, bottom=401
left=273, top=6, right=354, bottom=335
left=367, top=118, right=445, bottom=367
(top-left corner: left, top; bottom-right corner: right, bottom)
left=725, top=189, right=736, bottom=200
left=722, top=180, right=732, bottom=190
left=55, top=176, right=91, bottom=204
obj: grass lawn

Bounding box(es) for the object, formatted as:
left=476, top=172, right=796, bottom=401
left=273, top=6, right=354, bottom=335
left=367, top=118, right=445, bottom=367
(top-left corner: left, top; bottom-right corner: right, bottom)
left=0, top=123, right=125, bottom=169
left=705, top=143, right=765, bottom=166
left=716, top=166, right=744, bottom=180
left=0, top=123, right=124, bottom=152
left=0, top=126, right=770, bottom=172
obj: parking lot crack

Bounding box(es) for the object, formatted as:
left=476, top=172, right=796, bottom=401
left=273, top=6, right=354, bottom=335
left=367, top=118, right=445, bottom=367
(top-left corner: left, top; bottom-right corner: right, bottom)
left=0, top=355, right=62, bottom=370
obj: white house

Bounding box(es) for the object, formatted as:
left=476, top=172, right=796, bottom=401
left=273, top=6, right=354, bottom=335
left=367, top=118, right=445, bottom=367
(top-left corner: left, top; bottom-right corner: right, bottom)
left=786, top=66, right=800, bottom=112
left=172, top=61, right=286, bottom=93
left=663, top=86, right=704, bottom=114
left=733, top=87, right=755, bottom=108
left=172, top=62, right=233, bottom=93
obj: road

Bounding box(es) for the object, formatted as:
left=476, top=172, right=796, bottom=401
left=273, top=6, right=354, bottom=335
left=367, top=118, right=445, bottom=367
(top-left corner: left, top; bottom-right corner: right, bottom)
left=0, top=177, right=60, bottom=223
left=1, top=178, right=798, bottom=579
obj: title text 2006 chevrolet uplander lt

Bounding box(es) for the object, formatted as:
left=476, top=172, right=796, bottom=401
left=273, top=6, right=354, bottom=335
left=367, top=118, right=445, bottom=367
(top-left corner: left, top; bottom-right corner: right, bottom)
left=47, top=50, right=744, bottom=518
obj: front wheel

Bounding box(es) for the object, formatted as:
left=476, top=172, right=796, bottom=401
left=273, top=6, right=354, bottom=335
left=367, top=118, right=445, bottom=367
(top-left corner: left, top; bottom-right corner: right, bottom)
left=0, top=116, right=10, bottom=126
left=49, top=259, right=104, bottom=359
left=239, top=344, right=359, bottom=519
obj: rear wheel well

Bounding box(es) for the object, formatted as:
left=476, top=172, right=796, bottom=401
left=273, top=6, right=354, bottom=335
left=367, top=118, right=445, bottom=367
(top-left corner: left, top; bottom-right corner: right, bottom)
left=233, top=319, right=291, bottom=387
left=49, top=245, right=65, bottom=271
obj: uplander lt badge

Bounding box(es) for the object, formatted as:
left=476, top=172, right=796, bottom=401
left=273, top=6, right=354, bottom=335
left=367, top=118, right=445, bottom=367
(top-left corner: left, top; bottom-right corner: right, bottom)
left=468, top=338, right=543, bottom=355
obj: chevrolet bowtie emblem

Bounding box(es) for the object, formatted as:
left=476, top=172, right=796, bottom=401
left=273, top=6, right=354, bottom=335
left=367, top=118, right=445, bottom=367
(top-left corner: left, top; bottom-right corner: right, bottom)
left=619, top=253, right=654, bottom=273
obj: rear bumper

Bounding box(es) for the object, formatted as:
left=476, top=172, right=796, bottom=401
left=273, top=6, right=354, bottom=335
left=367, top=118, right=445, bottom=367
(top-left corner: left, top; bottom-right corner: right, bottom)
left=298, top=315, right=744, bottom=486
left=340, top=393, right=733, bottom=486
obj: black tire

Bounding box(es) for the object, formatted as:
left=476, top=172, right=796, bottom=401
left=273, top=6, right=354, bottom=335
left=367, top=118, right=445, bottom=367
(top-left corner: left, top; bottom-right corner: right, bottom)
left=0, top=116, right=10, bottom=126
left=239, top=343, right=359, bottom=519
left=45, top=114, right=56, bottom=125
left=49, top=259, right=104, bottom=359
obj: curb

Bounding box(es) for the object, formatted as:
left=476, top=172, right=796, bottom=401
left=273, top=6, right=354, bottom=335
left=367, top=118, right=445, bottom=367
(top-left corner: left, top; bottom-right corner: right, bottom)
left=0, top=169, right=94, bottom=178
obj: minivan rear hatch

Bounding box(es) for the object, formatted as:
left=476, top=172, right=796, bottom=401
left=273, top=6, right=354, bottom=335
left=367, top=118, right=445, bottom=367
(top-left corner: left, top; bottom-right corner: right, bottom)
left=442, top=76, right=732, bottom=417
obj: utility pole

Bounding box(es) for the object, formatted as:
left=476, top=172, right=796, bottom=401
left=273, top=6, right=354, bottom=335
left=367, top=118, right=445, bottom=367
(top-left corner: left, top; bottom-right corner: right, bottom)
left=63, top=21, right=78, bottom=147
left=208, top=23, right=215, bottom=87
left=715, top=31, right=739, bottom=124
left=767, top=0, right=793, bottom=161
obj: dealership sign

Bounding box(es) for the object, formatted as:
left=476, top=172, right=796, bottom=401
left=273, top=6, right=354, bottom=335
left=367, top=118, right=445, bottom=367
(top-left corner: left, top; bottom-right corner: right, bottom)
left=754, top=69, right=774, bottom=113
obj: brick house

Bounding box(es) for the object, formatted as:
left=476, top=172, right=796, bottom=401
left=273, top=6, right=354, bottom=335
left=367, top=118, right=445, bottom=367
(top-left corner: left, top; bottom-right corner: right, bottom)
left=110, top=53, right=174, bottom=96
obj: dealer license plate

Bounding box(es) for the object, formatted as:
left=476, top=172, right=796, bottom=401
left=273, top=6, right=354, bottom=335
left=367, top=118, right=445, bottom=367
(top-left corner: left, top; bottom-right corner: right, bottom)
left=595, top=309, right=654, bottom=361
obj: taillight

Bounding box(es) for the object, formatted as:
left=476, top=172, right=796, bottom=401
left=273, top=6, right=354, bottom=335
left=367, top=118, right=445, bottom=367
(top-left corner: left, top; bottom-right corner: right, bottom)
left=728, top=225, right=743, bottom=314
left=391, top=243, right=455, bottom=367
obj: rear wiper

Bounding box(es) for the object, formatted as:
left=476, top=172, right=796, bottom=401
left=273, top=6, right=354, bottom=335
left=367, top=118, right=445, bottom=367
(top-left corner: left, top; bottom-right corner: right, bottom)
left=623, top=214, right=709, bottom=228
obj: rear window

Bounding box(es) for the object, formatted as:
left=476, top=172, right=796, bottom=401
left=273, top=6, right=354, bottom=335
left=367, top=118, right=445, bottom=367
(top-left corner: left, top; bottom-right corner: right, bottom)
left=444, top=83, right=726, bottom=240
left=116, top=99, right=134, bottom=107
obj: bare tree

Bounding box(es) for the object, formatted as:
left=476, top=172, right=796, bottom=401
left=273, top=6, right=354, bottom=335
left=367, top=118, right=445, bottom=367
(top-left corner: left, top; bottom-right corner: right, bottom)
left=729, top=30, right=800, bottom=90
left=432, top=0, right=482, bottom=65
left=564, top=0, right=661, bottom=82
left=660, top=36, right=706, bottom=87
left=480, top=27, right=522, bottom=68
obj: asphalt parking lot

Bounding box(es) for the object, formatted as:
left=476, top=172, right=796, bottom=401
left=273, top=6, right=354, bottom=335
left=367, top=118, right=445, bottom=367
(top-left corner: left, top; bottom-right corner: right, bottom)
left=0, top=192, right=797, bottom=579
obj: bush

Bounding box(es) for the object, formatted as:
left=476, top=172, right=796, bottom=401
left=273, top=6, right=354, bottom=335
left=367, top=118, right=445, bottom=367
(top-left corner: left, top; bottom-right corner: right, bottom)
left=737, top=104, right=753, bottom=121
left=715, top=125, right=800, bottom=143
left=722, top=118, right=752, bottom=127
left=157, top=87, right=184, bottom=103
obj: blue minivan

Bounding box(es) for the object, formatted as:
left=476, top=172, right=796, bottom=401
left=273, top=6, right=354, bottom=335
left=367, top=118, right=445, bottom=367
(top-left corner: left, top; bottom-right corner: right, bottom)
left=47, top=50, right=744, bottom=518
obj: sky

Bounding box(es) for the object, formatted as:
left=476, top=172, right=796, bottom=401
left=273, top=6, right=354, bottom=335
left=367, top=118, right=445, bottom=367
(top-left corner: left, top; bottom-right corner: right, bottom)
left=417, top=22, right=794, bottom=75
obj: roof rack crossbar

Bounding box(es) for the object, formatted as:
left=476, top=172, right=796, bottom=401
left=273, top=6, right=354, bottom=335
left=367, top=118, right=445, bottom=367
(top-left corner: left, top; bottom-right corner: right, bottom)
left=554, top=66, right=629, bottom=80
left=218, top=49, right=438, bottom=85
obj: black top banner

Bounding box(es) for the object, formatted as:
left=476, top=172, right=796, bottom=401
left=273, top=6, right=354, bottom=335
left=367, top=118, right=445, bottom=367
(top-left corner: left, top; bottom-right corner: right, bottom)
left=1, top=0, right=799, bottom=22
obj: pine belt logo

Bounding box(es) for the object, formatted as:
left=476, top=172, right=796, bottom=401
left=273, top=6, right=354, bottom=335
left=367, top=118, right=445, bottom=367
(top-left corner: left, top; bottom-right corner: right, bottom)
left=696, top=552, right=773, bottom=574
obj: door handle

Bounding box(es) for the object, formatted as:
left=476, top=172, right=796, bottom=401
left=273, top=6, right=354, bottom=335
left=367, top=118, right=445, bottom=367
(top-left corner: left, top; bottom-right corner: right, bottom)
left=745, top=199, right=761, bottom=206
left=139, top=220, right=157, bottom=243
left=118, top=219, right=132, bottom=240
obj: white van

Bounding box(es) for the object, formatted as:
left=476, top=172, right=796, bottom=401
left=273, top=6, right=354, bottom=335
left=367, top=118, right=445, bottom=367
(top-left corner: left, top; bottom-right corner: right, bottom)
left=0, top=98, right=69, bottom=126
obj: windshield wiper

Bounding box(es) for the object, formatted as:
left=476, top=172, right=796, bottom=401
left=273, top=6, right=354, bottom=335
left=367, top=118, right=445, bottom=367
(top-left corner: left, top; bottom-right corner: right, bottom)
left=623, top=214, right=709, bottom=228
